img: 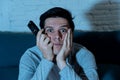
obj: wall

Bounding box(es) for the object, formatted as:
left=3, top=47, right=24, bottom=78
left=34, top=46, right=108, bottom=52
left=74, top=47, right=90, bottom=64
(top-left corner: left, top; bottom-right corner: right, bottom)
left=0, top=0, right=120, bottom=32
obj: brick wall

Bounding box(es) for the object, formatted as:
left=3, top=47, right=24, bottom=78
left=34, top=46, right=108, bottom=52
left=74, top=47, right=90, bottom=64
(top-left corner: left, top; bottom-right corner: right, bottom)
left=86, top=0, right=120, bottom=31
left=0, top=0, right=120, bottom=32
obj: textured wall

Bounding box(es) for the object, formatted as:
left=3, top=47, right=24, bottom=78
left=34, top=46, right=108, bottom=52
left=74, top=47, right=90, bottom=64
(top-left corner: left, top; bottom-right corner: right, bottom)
left=0, top=0, right=120, bottom=32
left=86, top=0, right=120, bottom=31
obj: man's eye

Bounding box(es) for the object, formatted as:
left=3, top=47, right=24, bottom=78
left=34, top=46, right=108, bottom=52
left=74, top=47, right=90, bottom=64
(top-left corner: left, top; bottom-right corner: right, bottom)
left=60, top=29, right=67, bottom=33
left=46, top=29, right=53, bottom=33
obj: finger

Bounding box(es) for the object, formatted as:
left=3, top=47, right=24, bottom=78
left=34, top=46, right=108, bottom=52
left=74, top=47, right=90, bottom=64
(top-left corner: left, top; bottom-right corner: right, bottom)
left=36, top=29, right=44, bottom=45
left=70, top=29, right=73, bottom=47
left=63, top=31, right=68, bottom=47
left=40, top=34, right=46, bottom=42
left=44, top=37, right=50, bottom=45
left=48, top=42, right=53, bottom=48
left=67, top=29, right=70, bottom=46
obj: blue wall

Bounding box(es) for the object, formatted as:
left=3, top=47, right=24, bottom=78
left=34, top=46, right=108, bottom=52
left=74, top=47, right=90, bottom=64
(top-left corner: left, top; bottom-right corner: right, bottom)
left=0, top=0, right=120, bottom=32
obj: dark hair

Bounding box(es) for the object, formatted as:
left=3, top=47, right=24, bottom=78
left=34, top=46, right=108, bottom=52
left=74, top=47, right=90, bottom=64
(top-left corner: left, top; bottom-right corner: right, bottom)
left=39, top=7, right=75, bottom=32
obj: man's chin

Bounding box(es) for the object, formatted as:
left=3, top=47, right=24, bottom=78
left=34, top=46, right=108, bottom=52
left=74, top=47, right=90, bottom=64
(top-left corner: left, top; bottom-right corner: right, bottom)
left=53, top=45, right=62, bottom=55
left=53, top=49, right=61, bottom=55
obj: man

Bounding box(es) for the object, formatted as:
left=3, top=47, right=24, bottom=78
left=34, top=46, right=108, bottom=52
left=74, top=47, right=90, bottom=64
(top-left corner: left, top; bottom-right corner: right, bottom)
left=18, top=7, right=99, bottom=80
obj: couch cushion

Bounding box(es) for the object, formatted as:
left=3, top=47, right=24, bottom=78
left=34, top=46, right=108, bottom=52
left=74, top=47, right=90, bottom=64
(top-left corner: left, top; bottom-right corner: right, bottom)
left=1, top=31, right=120, bottom=67
left=98, top=64, right=120, bottom=80
left=73, top=30, right=120, bottom=64
left=0, top=66, right=18, bottom=80
left=0, top=32, right=35, bottom=67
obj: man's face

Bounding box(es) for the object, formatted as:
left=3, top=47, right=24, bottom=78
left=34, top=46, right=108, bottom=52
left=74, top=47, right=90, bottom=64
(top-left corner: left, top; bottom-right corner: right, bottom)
left=44, top=17, right=70, bottom=55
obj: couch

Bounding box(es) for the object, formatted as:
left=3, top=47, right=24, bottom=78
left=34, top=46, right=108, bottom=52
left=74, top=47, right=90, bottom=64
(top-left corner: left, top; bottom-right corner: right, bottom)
left=0, top=30, right=120, bottom=80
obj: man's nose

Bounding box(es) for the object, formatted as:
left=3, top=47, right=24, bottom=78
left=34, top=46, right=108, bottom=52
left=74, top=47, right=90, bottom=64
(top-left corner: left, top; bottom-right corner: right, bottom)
left=54, top=31, right=62, bottom=39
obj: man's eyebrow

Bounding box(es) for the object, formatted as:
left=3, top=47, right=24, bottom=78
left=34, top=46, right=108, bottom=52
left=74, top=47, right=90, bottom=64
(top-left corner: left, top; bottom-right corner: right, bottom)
left=44, top=26, right=53, bottom=29
left=61, top=24, right=69, bottom=27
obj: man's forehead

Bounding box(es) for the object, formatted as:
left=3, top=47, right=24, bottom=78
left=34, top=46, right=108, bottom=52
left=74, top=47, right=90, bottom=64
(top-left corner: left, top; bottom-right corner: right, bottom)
left=44, top=25, right=69, bottom=29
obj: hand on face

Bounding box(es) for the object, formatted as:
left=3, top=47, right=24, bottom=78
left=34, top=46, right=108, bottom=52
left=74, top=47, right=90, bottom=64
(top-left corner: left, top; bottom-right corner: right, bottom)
left=36, top=28, right=73, bottom=69
left=56, top=29, right=73, bottom=69
left=36, top=29, right=54, bottom=61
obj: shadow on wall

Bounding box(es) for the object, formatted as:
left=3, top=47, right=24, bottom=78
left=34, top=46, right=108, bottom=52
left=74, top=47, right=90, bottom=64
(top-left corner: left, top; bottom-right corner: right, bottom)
left=86, top=0, right=120, bottom=31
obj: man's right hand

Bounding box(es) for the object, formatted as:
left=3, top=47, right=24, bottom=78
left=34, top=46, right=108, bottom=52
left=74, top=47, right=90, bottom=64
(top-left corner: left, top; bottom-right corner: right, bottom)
left=36, top=29, right=54, bottom=61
